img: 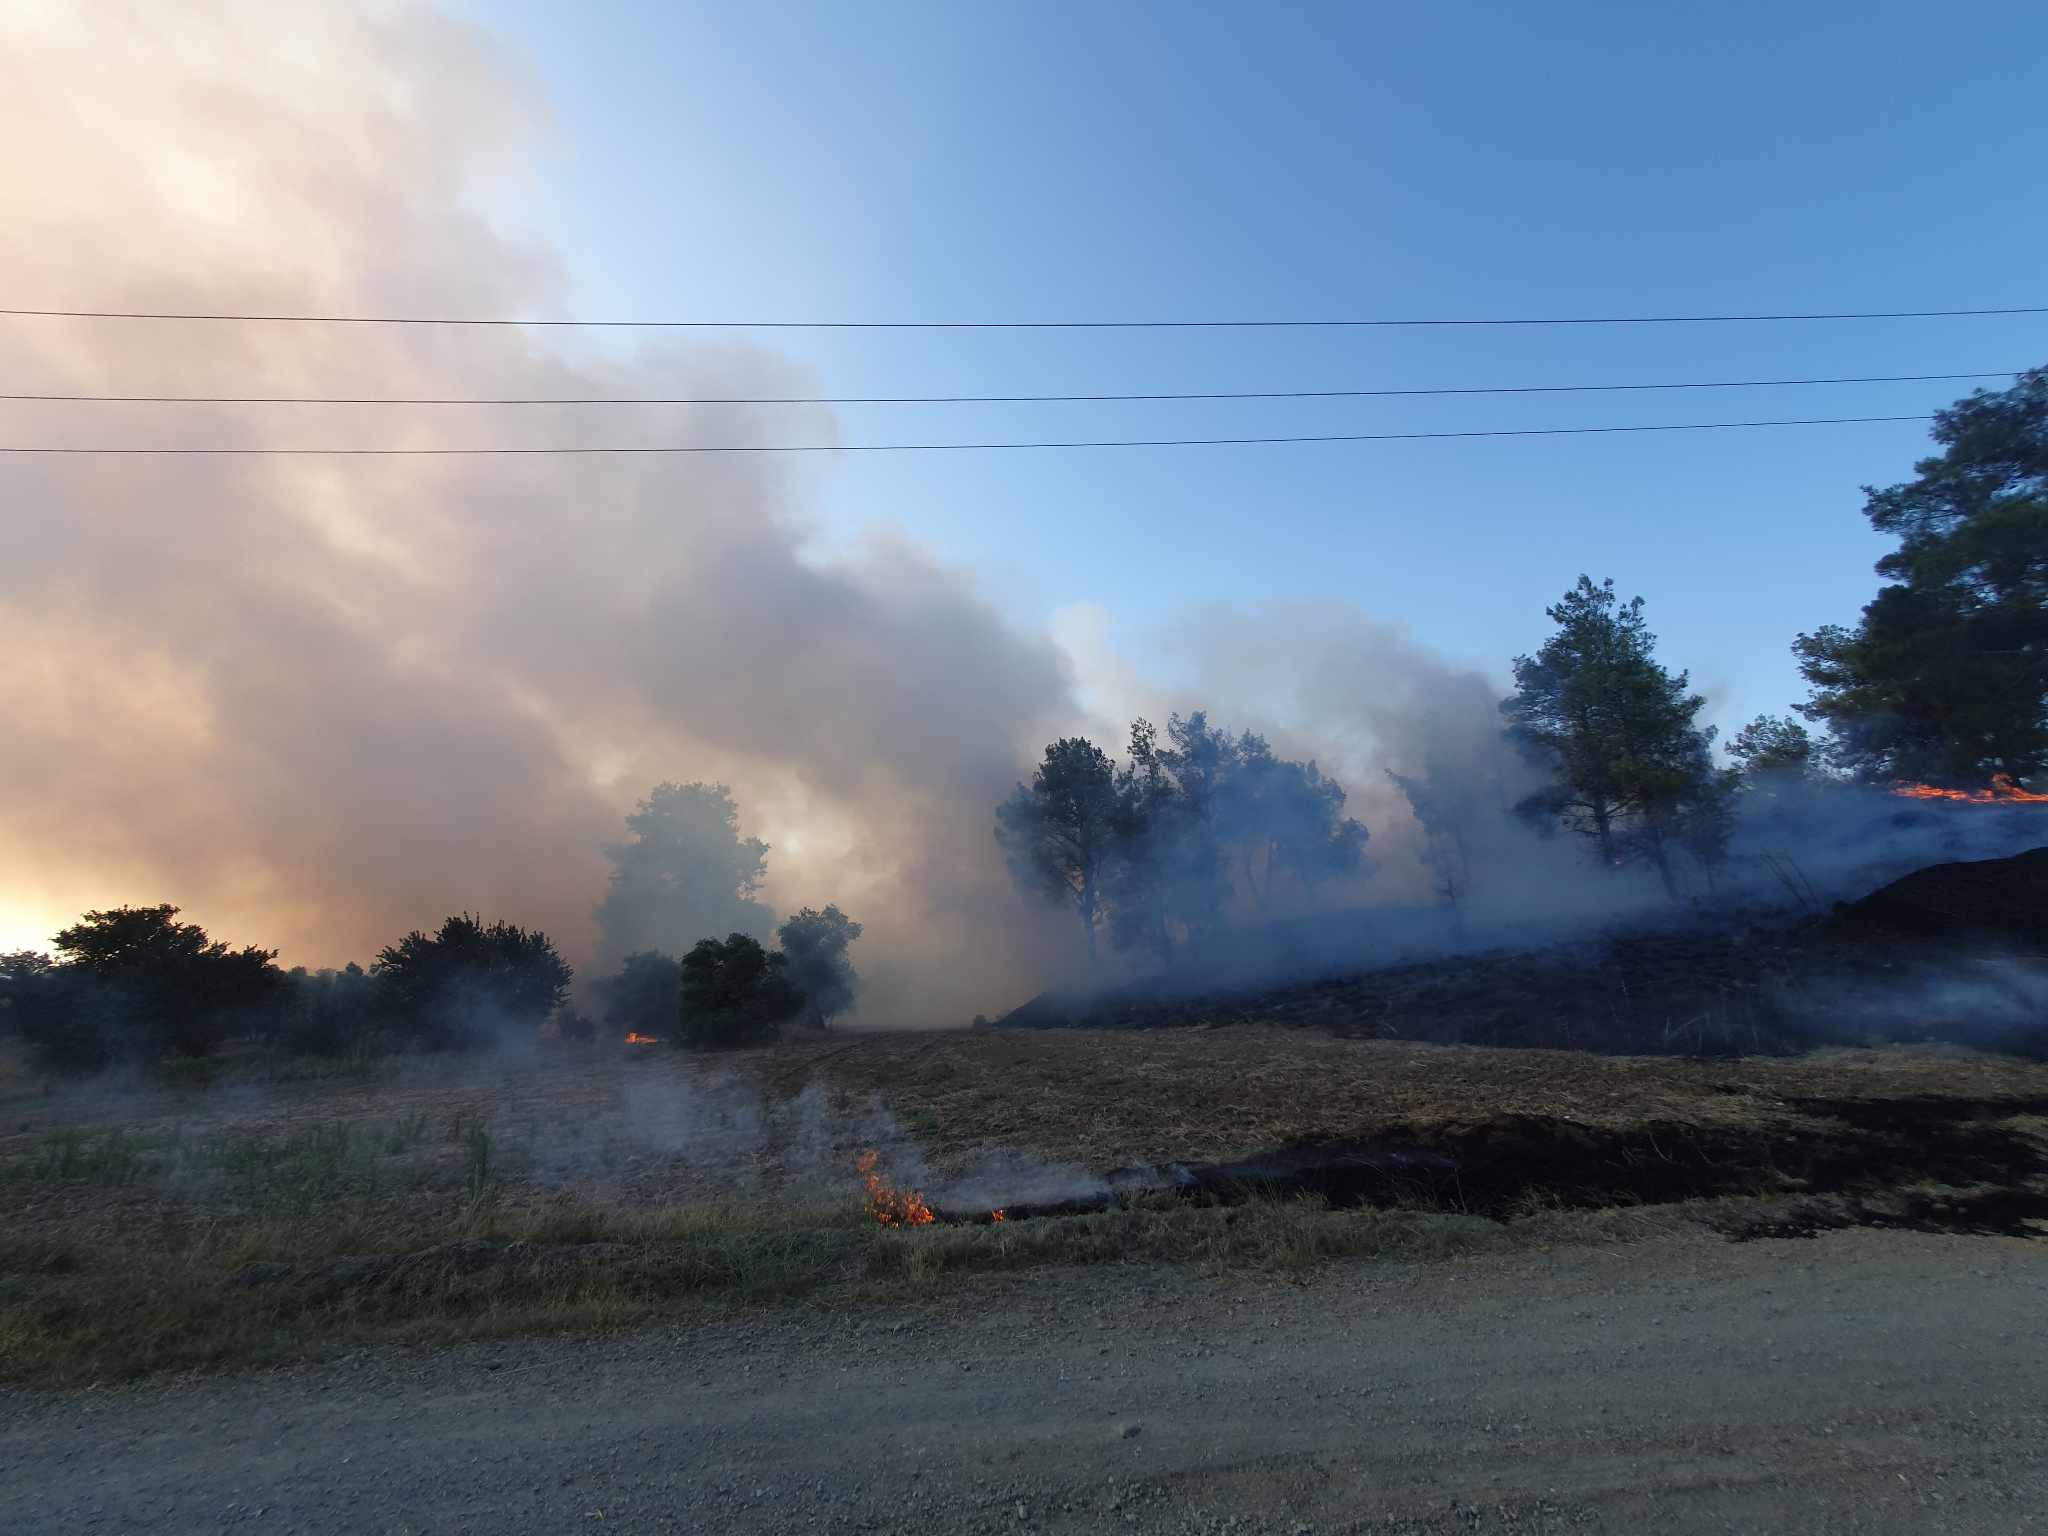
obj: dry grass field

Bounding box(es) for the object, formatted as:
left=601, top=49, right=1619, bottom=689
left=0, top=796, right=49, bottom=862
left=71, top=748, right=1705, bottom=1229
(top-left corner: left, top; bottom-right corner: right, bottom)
left=3, top=1029, right=2044, bottom=1381
left=769, top=1026, right=2048, bottom=1166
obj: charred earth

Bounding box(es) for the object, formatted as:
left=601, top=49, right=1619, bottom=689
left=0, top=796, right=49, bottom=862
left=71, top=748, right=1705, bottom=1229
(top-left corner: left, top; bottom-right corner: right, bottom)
left=999, top=846, right=2048, bottom=1058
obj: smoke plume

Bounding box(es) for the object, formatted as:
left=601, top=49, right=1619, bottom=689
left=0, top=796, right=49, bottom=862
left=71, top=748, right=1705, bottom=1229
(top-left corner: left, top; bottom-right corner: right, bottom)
left=0, top=1, right=1078, bottom=1022
left=6, top=4, right=2037, bottom=1033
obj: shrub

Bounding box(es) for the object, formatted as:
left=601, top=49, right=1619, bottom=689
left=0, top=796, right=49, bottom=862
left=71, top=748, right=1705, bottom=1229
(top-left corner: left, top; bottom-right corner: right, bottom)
left=374, top=914, right=572, bottom=1051
left=267, top=963, right=388, bottom=1057
left=594, top=951, right=681, bottom=1041
left=677, top=933, right=802, bottom=1048
left=776, top=907, right=863, bottom=1030
left=8, top=907, right=281, bottom=1071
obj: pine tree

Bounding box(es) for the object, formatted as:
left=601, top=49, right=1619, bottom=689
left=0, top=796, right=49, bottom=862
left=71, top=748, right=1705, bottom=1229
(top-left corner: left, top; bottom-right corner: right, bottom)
left=1503, top=576, right=1733, bottom=890
left=1794, top=368, right=2047, bottom=785
left=995, top=738, right=1120, bottom=961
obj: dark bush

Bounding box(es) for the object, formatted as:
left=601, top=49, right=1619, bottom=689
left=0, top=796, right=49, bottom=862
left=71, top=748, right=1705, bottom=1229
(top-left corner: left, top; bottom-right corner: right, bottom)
left=374, top=913, right=572, bottom=1050
left=677, top=933, right=803, bottom=1048
left=595, top=950, right=682, bottom=1040
left=267, top=963, right=388, bottom=1057
left=552, top=1007, right=597, bottom=1043
left=8, top=907, right=282, bottom=1071
left=776, top=906, right=863, bottom=1030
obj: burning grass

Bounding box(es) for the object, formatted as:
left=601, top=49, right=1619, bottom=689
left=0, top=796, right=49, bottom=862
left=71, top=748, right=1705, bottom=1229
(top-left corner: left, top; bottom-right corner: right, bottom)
left=2, top=1031, right=2044, bottom=1382
left=855, top=1148, right=937, bottom=1226
left=1893, top=773, right=2048, bottom=804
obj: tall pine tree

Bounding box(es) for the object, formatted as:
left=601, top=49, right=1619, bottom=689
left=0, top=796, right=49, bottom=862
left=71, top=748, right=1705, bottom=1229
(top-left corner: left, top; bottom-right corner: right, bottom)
left=1794, top=367, right=2047, bottom=785
left=1503, top=577, right=1734, bottom=890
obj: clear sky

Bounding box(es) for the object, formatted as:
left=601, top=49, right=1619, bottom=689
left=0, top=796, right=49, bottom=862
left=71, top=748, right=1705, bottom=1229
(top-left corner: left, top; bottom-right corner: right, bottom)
left=439, top=0, right=2048, bottom=733
left=451, top=0, right=2048, bottom=736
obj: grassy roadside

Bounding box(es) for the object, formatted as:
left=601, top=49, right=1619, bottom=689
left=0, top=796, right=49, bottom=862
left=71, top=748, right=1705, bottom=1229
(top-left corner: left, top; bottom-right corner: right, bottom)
left=12, top=1159, right=1999, bottom=1385
left=2, top=1185, right=1738, bottom=1385
left=5, top=1035, right=2043, bottom=1384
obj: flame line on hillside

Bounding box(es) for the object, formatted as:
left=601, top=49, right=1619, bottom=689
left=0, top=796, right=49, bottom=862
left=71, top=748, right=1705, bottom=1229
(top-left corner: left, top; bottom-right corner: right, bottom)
left=1892, top=773, right=2048, bottom=805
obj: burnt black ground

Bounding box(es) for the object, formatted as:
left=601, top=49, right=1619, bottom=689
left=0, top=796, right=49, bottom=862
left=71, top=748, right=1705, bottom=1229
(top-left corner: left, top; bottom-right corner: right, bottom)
left=1000, top=845, right=2048, bottom=1058
left=977, top=1087, right=2048, bottom=1230
left=5, top=1227, right=2045, bottom=1534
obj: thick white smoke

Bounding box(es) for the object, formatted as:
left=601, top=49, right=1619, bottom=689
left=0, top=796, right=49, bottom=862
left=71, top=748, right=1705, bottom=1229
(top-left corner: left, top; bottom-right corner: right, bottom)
left=0, top=1, right=1086, bottom=1022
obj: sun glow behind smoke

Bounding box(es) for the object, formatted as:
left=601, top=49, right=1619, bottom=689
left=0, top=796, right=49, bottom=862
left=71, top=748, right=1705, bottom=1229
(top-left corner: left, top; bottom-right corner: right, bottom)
left=0, top=906, right=60, bottom=956
left=0, top=0, right=1091, bottom=1024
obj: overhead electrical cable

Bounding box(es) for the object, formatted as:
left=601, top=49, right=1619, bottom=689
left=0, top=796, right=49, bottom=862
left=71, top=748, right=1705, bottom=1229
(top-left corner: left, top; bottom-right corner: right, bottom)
left=1, top=304, right=2042, bottom=330
left=0, top=369, right=2021, bottom=407
left=0, top=412, right=1934, bottom=455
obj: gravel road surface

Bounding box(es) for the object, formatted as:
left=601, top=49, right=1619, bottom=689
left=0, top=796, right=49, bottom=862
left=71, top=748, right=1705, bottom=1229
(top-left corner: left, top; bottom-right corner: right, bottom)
left=5, top=1227, right=2044, bottom=1533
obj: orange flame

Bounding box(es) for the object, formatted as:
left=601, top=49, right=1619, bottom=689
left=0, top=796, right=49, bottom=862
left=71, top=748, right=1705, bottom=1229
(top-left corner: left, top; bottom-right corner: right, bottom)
left=624, top=1032, right=661, bottom=1045
left=856, top=1149, right=935, bottom=1227
left=1891, top=773, right=2048, bottom=805
left=990, top=1208, right=1007, bottom=1223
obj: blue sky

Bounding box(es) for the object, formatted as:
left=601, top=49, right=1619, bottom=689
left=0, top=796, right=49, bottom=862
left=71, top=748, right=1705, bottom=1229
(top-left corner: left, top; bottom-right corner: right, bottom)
left=466, top=0, right=2047, bottom=736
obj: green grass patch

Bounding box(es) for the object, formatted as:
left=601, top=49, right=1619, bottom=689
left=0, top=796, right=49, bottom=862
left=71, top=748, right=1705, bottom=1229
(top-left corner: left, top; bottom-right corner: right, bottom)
left=0, top=1188, right=1565, bottom=1384
left=18, top=1128, right=153, bottom=1187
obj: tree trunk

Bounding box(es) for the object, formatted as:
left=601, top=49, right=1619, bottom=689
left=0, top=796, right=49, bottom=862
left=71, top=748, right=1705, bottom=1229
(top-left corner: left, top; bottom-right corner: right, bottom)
left=1590, top=801, right=1615, bottom=866
left=1651, top=839, right=1677, bottom=898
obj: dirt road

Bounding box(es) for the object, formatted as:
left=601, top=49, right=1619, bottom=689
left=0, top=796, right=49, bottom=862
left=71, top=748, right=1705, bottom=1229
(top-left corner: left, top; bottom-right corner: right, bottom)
left=5, top=1228, right=2044, bottom=1533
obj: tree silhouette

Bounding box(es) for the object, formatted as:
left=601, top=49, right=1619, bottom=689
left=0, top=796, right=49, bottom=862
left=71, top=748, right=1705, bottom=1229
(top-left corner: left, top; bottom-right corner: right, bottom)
left=375, top=914, right=571, bottom=1050
left=8, top=905, right=280, bottom=1069
left=596, top=783, right=772, bottom=967
left=596, top=950, right=682, bottom=1040
left=1727, top=714, right=1816, bottom=780
left=1795, top=368, right=2047, bottom=785
left=1003, top=714, right=1368, bottom=964
left=776, top=906, right=863, bottom=1029
left=995, top=738, right=1120, bottom=961
left=676, top=933, right=802, bottom=1048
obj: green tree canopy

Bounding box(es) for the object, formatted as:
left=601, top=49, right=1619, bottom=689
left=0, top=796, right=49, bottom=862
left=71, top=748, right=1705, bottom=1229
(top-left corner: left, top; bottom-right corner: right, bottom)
left=594, top=950, right=682, bottom=1040
left=1503, top=577, right=1734, bottom=888
left=374, top=913, right=571, bottom=1050
left=1727, top=714, right=1816, bottom=780
left=1794, top=368, right=2048, bottom=785
left=995, top=737, right=1121, bottom=961
left=676, top=933, right=802, bottom=1048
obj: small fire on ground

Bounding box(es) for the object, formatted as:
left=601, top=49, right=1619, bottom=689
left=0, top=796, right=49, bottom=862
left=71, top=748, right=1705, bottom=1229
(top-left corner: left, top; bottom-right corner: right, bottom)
left=1892, top=773, right=2048, bottom=805
left=623, top=1032, right=661, bottom=1045
left=856, top=1149, right=934, bottom=1226
left=855, top=1150, right=1005, bottom=1227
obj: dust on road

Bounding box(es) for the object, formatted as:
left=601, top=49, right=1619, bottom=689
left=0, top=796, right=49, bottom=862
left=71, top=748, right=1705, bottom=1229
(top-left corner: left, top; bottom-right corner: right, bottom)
left=4, top=1228, right=2044, bottom=1534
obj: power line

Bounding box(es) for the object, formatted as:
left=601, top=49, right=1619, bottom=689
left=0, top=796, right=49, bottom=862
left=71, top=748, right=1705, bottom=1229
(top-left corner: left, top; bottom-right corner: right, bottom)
left=1, top=305, right=2043, bottom=330
left=0, top=412, right=1933, bottom=455
left=0, top=369, right=2019, bottom=407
